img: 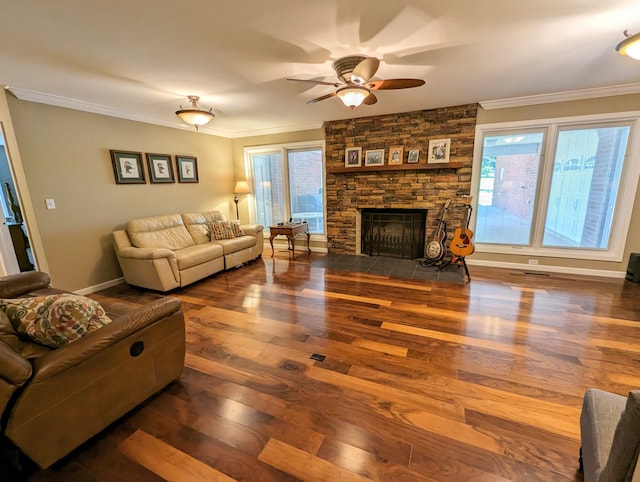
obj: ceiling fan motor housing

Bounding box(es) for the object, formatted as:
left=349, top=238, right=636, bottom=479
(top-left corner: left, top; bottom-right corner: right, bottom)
left=333, top=55, right=369, bottom=83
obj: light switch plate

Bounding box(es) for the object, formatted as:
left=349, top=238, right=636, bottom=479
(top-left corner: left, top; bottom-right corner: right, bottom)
left=45, top=198, right=56, bottom=209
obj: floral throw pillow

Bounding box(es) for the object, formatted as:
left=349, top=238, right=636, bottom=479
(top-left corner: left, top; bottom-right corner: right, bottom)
left=207, top=220, right=236, bottom=240
left=0, top=294, right=112, bottom=348
left=229, top=221, right=245, bottom=238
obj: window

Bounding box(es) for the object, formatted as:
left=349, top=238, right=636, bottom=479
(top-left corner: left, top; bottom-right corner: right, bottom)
left=245, top=141, right=325, bottom=235
left=471, top=114, right=640, bottom=261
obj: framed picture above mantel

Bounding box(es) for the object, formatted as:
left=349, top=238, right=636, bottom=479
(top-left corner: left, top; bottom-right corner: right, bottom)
left=427, top=138, right=451, bottom=164
left=365, top=149, right=385, bottom=167
left=345, top=147, right=362, bottom=167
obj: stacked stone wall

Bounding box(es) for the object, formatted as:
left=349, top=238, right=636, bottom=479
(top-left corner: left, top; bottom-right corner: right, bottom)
left=324, top=104, right=478, bottom=254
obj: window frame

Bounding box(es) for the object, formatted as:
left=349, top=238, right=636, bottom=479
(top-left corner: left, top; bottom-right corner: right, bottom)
left=244, top=140, right=326, bottom=240
left=470, top=112, right=640, bottom=262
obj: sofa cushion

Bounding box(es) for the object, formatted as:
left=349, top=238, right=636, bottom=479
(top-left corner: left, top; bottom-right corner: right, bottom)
left=127, top=214, right=195, bottom=250
left=182, top=211, right=226, bottom=244
left=211, top=235, right=256, bottom=255
left=0, top=294, right=112, bottom=349
left=175, top=243, right=224, bottom=270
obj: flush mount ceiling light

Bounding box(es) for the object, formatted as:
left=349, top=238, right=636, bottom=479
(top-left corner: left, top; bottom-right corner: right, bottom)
left=175, top=95, right=214, bottom=130
left=336, top=85, right=370, bottom=108
left=616, top=29, right=640, bottom=60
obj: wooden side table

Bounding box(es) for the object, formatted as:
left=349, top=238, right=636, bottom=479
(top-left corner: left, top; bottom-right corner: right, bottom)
left=269, top=223, right=310, bottom=259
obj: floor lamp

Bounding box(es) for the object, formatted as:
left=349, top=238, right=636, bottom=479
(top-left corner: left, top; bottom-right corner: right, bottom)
left=233, top=181, right=251, bottom=220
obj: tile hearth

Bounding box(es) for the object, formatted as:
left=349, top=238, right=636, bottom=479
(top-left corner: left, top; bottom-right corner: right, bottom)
left=310, top=254, right=465, bottom=284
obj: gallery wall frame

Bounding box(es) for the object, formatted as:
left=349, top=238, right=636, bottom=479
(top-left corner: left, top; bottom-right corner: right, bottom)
left=345, top=147, right=362, bottom=167
left=110, top=150, right=146, bottom=184
left=146, top=153, right=175, bottom=183
left=176, top=155, right=199, bottom=183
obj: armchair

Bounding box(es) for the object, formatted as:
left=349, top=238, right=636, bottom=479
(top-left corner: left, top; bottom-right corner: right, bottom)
left=0, top=271, right=185, bottom=469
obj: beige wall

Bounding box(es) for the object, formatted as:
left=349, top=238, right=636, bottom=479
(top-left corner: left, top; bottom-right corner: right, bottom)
left=7, top=96, right=234, bottom=291
left=476, top=94, right=640, bottom=275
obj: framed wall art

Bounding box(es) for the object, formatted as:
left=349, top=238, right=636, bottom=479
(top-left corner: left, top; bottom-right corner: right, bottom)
left=388, top=146, right=404, bottom=165
left=146, top=153, right=175, bottom=183
left=407, top=149, right=420, bottom=163
left=364, top=149, right=385, bottom=167
left=110, top=150, right=146, bottom=184
left=345, top=147, right=362, bottom=167
left=427, top=138, right=451, bottom=164
left=176, top=155, right=199, bottom=183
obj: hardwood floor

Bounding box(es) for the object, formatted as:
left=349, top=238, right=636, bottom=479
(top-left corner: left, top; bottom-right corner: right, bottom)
left=14, top=253, right=640, bottom=481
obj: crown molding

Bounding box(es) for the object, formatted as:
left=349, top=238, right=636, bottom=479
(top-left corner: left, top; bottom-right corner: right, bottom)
left=480, top=82, right=640, bottom=110
left=5, top=87, right=321, bottom=139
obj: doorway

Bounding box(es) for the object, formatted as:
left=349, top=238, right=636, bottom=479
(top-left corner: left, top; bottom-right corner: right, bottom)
left=0, top=130, right=34, bottom=274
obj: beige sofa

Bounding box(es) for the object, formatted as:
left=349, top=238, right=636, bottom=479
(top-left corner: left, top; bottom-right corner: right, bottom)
left=112, top=211, right=263, bottom=291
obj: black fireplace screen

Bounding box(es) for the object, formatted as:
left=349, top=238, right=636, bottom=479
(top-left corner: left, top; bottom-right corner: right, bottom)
left=361, top=209, right=427, bottom=259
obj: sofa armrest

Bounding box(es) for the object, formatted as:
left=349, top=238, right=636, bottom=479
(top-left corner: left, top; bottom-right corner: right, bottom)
left=116, top=246, right=176, bottom=260
left=0, top=271, right=51, bottom=299
left=241, top=224, right=263, bottom=236
left=0, top=339, right=32, bottom=387
left=31, top=296, right=182, bottom=382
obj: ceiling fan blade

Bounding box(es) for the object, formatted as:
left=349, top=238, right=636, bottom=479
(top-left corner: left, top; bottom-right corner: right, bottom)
left=367, top=79, right=425, bottom=90
left=306, top=92, right=337, bottom=104
left=363, top=93, right=377, bottom=105
left=287, top=78, right=341, bottom=87
left=351, top=57, right=380, bottom=85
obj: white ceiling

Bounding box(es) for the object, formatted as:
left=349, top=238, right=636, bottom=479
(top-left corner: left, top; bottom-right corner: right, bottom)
left=2, top=0, right=640, bottom=138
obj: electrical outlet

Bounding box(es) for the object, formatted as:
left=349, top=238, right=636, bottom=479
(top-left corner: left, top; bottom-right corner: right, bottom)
left=45, top=198, right=56, bottom=209
left=528, top=259, right=538, bottom=265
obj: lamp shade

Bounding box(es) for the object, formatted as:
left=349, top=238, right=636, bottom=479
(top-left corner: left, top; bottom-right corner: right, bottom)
left=176, top=95, right=215, bottom=129
left=233, top=180, right=251, bottom=195
left=336, top=85, right=369, bottom=108
left=616, top=30, right=640, bottom=60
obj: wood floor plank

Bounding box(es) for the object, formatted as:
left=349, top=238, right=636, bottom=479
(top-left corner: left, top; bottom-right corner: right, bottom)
left=302, top=288, right=393, bottom=306
left=119, top=430, right=235, bottom=482
left=323, top=273, right=433, bottom=292
left=258, top=438, right=372, bottom=482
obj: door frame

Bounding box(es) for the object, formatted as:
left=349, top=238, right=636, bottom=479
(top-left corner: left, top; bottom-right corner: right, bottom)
left=0, top=89, right=49, bottom=276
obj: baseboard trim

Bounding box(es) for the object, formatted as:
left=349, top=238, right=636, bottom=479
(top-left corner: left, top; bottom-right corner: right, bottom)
left=466, top=259, right=626, bottom=279
left=74, top=277, right=126, bottom=295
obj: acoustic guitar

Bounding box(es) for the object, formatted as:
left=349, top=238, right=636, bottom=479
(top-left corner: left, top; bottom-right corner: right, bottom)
left=449, top=201, right=475, bottom=257
left=424, top=199, right=450, bottom=262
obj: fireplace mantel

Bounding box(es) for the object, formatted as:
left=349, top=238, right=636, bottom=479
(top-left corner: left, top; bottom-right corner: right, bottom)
left=327, top=162, right=464, bottom=174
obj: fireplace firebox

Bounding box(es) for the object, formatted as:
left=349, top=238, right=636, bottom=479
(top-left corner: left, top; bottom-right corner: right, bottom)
left=361, top=209, right=427, bottom=259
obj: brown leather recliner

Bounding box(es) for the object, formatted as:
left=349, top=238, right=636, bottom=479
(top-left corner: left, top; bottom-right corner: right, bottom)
left=0, top=271, right=185, bottom=469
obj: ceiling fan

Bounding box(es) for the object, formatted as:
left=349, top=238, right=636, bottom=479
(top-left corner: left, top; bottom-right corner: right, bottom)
left=287, top=55, right=425, bottom=108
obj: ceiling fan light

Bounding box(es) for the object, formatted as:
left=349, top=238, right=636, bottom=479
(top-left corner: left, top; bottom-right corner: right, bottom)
left=176, top=95, right=215, bottom=130
left=616, top=30, right=640, bottom=60
left=336, top=86, right=369, bottom=108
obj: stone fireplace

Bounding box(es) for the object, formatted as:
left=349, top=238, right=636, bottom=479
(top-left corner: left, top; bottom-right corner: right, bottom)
left=323, top=104, right=478, bottom=255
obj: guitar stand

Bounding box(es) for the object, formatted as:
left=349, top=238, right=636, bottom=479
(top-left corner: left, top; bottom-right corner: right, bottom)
left=437, top=255, right=471, bottom=282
